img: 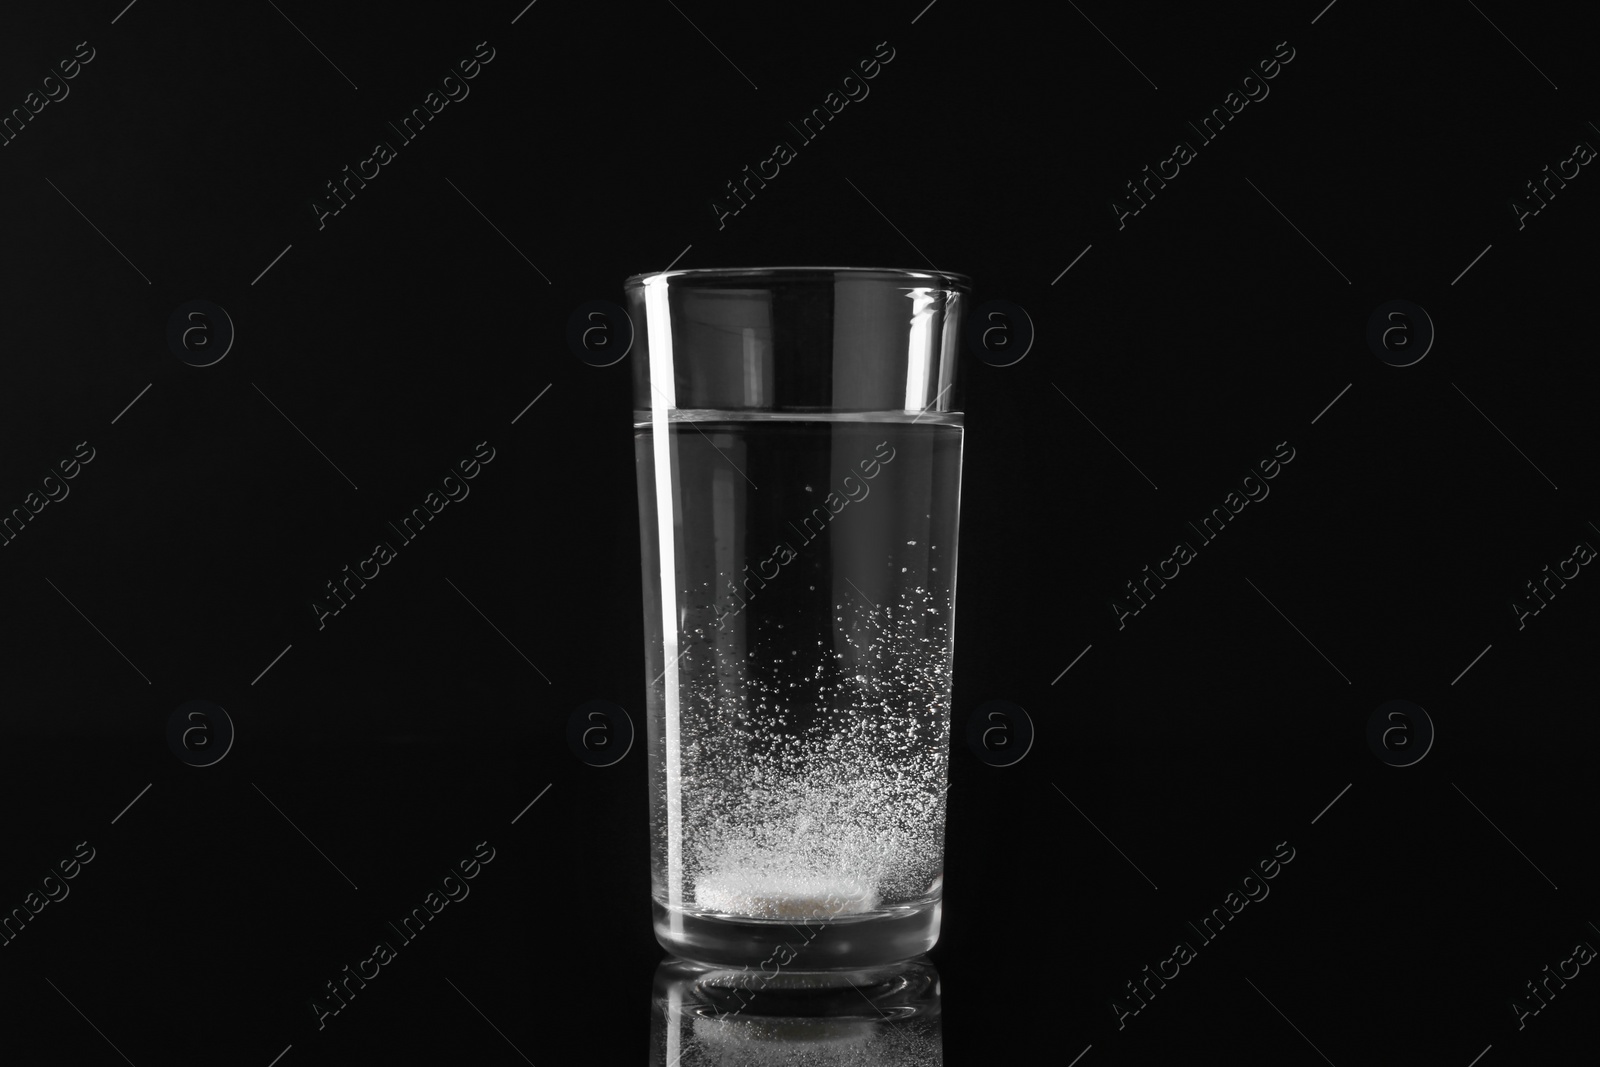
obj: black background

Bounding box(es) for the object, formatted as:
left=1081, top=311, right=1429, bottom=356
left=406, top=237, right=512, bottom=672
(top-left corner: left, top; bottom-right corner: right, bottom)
left=1, top=1, right=1596, bottom=1063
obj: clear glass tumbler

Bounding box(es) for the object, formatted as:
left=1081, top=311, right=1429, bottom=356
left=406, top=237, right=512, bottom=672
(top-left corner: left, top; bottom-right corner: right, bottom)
left=626, top=267, right=970, bottom=969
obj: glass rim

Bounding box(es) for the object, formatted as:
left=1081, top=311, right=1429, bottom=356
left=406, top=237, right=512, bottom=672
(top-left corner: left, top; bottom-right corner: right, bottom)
left=622, top=265, right=973, bottom=290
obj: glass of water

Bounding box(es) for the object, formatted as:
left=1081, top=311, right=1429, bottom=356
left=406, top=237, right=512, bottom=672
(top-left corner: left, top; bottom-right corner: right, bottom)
left=625, top=267, right=970, bottom=969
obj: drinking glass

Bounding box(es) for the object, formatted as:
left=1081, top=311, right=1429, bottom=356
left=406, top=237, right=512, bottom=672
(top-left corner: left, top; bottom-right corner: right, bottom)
left=626, top=267, right=970, bottom=968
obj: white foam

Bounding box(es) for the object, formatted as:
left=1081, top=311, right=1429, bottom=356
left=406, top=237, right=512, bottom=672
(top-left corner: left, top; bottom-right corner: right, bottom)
left=694, top=871, right=878, bottom=918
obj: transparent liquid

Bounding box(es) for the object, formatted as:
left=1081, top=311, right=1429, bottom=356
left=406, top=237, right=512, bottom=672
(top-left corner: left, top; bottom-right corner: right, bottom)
left=636, top=414, right=963, bottom=935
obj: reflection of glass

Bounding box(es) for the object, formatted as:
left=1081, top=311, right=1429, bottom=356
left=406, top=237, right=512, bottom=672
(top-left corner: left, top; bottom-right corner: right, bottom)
left=625, top=268, right=971, bottom=969
left=650, top=955, right=942, bottom=1066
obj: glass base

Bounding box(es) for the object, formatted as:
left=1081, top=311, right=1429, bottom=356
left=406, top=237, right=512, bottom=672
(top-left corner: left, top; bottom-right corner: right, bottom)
left=653, top=898, right=941, bottom=970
